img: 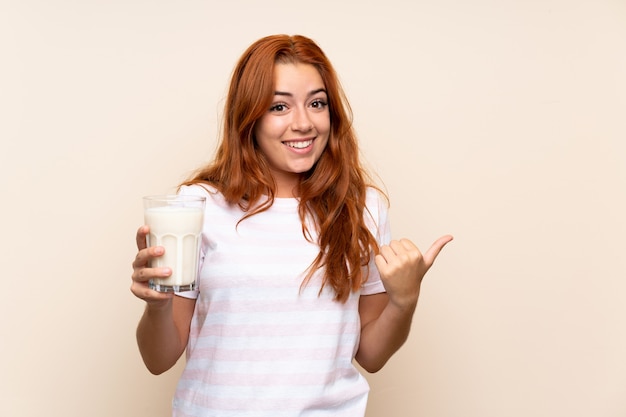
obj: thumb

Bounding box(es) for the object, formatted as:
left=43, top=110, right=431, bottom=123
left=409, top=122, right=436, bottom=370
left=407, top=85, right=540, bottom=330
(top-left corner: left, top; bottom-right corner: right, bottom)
left=423, top=234, right=454, bottom=267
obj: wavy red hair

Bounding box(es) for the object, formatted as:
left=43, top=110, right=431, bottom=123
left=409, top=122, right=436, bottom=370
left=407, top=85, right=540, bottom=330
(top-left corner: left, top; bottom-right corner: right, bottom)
left=182, top=34, right=385, bottom=302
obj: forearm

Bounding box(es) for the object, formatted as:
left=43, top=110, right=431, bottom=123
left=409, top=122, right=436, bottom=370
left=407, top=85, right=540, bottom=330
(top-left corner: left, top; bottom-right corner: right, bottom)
left=355, top=299, right=417, bottom=373
left=358, top=235, right=452, bottom=372
left=136, top=301, right=186, bottom=375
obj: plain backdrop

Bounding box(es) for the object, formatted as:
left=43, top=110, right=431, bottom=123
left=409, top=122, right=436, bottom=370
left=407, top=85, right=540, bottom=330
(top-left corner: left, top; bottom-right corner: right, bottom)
left=1, top=1, right=625, bottom=416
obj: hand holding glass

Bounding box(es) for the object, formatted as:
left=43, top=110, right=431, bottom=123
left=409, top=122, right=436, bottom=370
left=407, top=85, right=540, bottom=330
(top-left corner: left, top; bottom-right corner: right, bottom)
left=143, top=195, right=205, bottom=292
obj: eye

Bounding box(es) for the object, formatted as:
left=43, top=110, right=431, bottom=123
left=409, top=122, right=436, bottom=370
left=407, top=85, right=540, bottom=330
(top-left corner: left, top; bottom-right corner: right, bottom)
left=310, top=99, right=328, bottom=110
left=269, top=103, right=288, bottom=112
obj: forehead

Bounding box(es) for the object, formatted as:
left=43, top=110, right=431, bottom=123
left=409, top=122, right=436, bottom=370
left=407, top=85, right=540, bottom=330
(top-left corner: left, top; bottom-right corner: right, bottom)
left=272, top=63, right=325, bottom=91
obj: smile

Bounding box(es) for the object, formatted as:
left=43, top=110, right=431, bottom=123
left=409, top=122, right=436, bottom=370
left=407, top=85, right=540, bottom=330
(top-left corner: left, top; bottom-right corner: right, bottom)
left=283, top=139, right=313, bottom=149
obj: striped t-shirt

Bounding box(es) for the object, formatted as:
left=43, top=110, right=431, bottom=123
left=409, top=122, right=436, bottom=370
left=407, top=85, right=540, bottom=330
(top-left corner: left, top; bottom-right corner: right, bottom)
left=173, top=184, right=389, bottom=416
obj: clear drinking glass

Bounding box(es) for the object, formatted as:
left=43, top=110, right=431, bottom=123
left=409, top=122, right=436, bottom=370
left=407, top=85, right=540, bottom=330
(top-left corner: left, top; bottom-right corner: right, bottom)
left=143, top=195, right=205, bottom=292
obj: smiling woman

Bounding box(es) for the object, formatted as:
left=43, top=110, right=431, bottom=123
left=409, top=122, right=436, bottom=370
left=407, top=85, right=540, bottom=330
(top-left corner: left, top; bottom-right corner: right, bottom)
left=130, top=34, right=452, bottom=416
left=255, top=63, right=331, bottom=196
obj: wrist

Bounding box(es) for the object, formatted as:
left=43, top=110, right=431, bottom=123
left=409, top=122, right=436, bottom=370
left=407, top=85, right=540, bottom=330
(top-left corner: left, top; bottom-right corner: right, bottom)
left=387, top=292, right=419, bottom=315
left=144, top=297, right=173, bottom=315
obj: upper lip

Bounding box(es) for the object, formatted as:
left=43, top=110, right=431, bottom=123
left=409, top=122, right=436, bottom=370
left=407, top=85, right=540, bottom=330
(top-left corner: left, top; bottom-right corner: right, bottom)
left=282, top=137, right=315, bottom=143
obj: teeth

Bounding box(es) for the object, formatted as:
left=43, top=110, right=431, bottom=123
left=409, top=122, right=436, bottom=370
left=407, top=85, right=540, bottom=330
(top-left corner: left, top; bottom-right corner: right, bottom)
left=285, top=140, right=313, bottom=149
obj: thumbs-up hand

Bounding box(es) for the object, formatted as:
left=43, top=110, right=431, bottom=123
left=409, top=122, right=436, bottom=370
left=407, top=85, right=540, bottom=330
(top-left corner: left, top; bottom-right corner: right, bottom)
left=374, top=235, right=453, bottom=310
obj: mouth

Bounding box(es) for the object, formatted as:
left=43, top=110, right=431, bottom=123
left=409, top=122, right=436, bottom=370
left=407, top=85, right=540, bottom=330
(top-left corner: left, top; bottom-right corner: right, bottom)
left=282, top=139, right=314, bottom=149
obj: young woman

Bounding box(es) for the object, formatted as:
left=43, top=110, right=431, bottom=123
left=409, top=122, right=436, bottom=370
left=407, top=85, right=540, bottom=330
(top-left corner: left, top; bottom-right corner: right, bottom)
left=131, top=34, right=452, bottom=416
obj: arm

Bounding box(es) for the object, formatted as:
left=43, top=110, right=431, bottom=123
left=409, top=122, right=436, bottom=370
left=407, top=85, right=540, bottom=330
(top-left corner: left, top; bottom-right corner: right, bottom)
left=355, top=292, right=414, bottom=373
left=356, top=235, right=453, bottom=373
left=131, top=226, right=196, bottom=375
left=135, top=294, right=195, bottom=375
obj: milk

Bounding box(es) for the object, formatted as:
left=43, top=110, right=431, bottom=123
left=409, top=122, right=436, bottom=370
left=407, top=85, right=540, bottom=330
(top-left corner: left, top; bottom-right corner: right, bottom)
left=144, top=205, right=204, bottom=292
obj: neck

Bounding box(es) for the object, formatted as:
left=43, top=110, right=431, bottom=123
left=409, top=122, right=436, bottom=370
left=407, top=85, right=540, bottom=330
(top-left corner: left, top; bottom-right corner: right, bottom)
left=275, top=186, right=299, bottom=198
left=272, top=172, right=301, bottom=198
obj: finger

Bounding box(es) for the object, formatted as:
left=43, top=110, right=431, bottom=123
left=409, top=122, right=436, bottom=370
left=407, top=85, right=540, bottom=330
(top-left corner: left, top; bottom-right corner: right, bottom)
left=388, top=239, right=410, bottom=255
left=374, top=253, right=387, bottom=271
left=423, top=235, right=454, bottom=266
left=376, top=244, right=397, bottom=264
left=398, top=238, right=419, bottom=253
left=133, top=263, right=171, bottom=284
left=130, top=280, right=174, bottom=302
left=392, top=239, right=423, bottom=266
left=132, top=245, right=164, bottom=269
left=136, top=225, right=150, bottom=250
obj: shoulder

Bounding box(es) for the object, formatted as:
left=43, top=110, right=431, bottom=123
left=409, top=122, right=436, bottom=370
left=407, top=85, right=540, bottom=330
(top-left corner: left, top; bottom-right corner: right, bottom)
left=363, top=186, right=391, bottom=242
left=365, top=186, right=385, bottom=203
left=365, top=186, right=389, bottom=217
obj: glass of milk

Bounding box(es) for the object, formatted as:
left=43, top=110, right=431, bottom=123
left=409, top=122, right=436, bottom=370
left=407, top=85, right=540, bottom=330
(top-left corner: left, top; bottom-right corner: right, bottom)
left=143, top=194, right=206, bottom=292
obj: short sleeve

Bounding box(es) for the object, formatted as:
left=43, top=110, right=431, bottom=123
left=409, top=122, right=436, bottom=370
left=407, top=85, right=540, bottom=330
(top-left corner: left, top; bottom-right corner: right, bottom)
left=360, top=188, right=391, bottom=296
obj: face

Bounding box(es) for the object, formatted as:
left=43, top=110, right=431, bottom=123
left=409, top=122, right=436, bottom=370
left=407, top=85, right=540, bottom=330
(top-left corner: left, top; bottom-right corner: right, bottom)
left=254, top=62, right=330, bottom=197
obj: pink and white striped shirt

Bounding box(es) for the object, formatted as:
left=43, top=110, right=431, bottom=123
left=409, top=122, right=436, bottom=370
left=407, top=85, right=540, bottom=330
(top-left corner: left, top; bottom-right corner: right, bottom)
left=173, top=184, right=389, bottom=416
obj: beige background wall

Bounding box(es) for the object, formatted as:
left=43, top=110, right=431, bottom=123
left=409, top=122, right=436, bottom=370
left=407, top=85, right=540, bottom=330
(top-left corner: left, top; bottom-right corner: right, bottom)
left=1, top=0, right=625, bottom=416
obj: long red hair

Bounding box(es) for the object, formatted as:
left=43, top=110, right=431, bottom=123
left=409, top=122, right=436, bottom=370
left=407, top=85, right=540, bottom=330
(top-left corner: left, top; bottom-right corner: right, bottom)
left=182, top=34, right=385, bottom=302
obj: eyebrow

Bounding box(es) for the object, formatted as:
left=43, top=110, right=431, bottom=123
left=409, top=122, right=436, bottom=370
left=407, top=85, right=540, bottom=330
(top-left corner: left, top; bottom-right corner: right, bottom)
left=273, top=88, right=327, bottom=97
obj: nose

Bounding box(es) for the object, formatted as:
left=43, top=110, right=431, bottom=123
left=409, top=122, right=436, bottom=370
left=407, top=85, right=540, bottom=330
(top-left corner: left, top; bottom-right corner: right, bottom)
left=291, top=108, right=313, bottom=132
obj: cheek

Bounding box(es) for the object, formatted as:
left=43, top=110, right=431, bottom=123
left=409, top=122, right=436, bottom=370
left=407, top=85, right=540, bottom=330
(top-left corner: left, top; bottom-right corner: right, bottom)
left=321, top=118, right=331, bottom=140
left=314, top=115, right=331, bottom=139
left=255, top=121, right=277, bottom=148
